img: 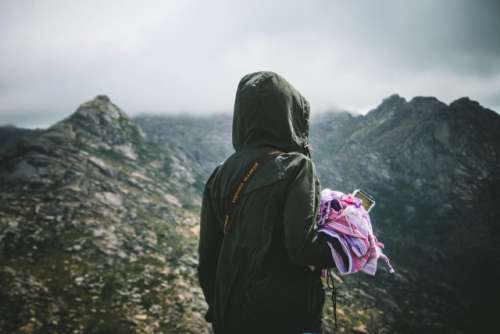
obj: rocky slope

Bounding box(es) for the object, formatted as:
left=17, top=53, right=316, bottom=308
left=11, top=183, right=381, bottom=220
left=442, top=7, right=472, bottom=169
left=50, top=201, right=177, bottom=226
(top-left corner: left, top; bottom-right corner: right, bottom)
left=0, top=96, right=209, bottom=334
left=310, top=95, right=500, bottom=333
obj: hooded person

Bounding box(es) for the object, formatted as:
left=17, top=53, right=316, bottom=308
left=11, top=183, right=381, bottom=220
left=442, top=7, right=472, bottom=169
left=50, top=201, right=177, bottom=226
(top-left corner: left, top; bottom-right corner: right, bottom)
left=197, top=71, right=337, bottom=334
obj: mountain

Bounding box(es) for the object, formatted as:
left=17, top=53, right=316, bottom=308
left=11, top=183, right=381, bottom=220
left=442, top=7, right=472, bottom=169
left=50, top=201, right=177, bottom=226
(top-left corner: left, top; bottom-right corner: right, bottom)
left=1, top=94, right=498, bottom=333
left=0, top=125, right=43, bottom=155
left=135, top=113, right=233, bottom=179
left=311, top=95, right=500, bottom=333
left=136, top=95, right=500, bottom=333
left=0, top=96, right=209, bottom=333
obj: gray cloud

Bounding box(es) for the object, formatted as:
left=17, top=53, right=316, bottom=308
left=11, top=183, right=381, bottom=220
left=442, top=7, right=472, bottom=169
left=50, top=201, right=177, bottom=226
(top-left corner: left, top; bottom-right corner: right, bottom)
left=1, top=0, right=499, bottom=127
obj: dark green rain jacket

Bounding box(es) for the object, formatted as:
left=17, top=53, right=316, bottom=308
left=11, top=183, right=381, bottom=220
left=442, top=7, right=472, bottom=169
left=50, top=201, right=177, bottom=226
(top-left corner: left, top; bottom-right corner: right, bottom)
left=198, top=72, right=335, bottom=334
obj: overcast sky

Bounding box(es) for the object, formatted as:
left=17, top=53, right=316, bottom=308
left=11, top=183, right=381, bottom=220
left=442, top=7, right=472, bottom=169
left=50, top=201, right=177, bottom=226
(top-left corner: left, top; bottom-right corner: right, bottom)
left=1, top=0, right=499, bottom=127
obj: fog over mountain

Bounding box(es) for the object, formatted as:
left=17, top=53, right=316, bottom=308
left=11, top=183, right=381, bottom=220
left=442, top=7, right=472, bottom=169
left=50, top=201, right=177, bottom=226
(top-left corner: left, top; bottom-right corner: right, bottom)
left=1, top=0, right=500, bottom=127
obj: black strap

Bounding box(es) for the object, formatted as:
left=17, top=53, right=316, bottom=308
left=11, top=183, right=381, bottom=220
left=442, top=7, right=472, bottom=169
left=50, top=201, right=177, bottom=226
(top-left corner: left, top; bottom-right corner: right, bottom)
left=326, top=269, right=338, bottom=332
left=223, top=149, right=282, bottom=234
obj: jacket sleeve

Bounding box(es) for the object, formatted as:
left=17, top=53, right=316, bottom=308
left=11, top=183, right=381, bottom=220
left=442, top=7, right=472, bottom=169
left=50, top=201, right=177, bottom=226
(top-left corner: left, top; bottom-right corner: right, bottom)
left=197, top=171, right=223, bottom=323
left=282, top=155, right=337, bottom=269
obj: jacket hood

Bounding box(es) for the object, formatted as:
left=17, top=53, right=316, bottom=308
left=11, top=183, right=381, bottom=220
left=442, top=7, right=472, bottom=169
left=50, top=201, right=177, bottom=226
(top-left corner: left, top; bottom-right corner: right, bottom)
left=232, top=71, right=311, bottom=156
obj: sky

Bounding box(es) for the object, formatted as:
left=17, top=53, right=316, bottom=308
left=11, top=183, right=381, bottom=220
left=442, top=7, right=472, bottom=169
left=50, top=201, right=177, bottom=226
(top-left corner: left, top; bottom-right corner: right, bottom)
left=1, top=0, right=499, bottom=127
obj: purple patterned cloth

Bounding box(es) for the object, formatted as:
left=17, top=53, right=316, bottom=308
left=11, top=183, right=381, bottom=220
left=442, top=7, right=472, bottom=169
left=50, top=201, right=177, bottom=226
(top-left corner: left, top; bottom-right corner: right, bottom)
left=317, top=189, right=395, bottom=275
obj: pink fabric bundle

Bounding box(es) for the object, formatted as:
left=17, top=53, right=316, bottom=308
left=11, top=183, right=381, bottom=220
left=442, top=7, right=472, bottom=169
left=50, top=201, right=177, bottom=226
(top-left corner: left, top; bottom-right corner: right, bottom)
left=317, top=188, right=395, bottom=275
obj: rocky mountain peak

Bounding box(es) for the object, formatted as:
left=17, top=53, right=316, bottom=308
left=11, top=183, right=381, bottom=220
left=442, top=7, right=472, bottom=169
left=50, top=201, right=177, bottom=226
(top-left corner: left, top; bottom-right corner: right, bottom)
left=447, top=96, right=500, bottom=144
left=48, top=95, right=145, bottom=147
left=449, top=97, right=500, bottom=119
left=449, top=96, right=480, bottom=109
left=366, top=94, right=471, bottom=123
left=408, top=96, right=447, bottom=110
left=448, top=96, right=498, bottom=121
left=74, top=94, right=128, bottom=122
left=365, top=94, right=409, bottom=122
left=381, top=93, right=407, bottom=106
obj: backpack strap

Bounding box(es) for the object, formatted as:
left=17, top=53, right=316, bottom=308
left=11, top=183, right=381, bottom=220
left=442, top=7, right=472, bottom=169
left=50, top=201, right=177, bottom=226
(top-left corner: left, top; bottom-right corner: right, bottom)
left=223, top=149, right=282, bottom=234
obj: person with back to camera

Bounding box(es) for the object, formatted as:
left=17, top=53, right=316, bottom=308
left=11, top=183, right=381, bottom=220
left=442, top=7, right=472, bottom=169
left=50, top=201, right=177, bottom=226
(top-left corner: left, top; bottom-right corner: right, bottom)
left=197, top=71, right=343, bottom=334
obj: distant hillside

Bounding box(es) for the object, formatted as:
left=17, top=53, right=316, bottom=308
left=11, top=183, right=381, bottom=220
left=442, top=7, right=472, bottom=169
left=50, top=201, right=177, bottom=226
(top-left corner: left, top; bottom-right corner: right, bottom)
left=135, top=113, right=233, bottom=179
left=0, top=125, right=43, bottom=155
